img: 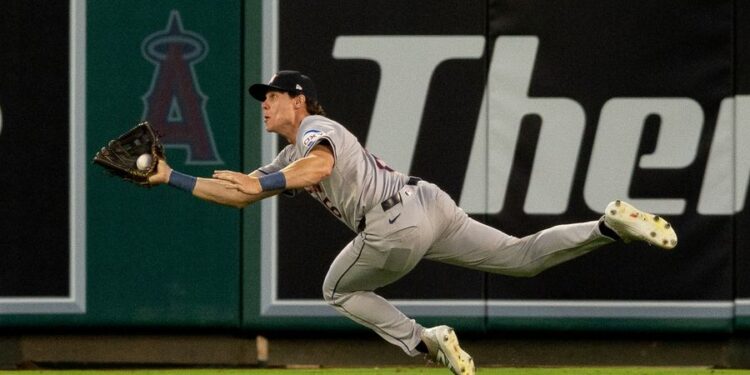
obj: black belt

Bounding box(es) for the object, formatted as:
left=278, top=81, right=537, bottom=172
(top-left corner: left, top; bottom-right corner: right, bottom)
left=357, top=176, right=421, bottom=232
left=381, top=176, right=421, bottom=211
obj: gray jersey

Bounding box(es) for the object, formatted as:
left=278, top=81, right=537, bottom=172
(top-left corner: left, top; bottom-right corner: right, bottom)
left=259, top=115, right=408, bottom=232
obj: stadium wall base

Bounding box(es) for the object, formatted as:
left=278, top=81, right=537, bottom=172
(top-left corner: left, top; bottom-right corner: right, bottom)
left=2, top=333, right=750, bottom=369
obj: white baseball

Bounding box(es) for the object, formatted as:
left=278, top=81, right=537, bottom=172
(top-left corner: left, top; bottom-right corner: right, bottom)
left=136, top=153, right=153, bottom=171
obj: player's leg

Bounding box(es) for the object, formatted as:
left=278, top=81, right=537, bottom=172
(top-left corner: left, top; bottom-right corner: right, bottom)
left=422, top=183, right=612, bottom=276
left=322, top=232, right=426, bottom=356
left=429, top=215, right=611, bottom=276
left=322, top=232, right=475, bottom=375
left=424, top=185, right=675, bottom=276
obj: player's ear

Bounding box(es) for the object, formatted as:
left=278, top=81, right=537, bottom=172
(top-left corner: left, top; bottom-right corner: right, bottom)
left=296, top=94, right=307, bottom=108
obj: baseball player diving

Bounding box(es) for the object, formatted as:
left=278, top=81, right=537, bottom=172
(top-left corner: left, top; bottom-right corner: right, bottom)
left=147, top=71, right=678, bottom=375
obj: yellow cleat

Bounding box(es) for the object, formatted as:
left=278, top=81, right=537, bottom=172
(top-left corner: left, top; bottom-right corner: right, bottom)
left=421, top=326, right=475, bottom=375
left=604, top=200, right=678, bottom=250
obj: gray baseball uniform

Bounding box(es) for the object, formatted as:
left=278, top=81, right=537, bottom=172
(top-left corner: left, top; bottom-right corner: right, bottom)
left=261, top=115, right=614, bottom=356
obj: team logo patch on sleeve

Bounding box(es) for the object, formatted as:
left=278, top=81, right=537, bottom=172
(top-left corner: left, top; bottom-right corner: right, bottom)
left=302, top=129, right=323, bottom=149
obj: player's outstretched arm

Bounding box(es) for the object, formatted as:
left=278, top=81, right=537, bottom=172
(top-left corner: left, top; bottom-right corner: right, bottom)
left=213, top=143, right=333, bottom=195
left=149, top=158, right=275, bottom=208
left=281, top=144, right=334, bottom=188
left=194, top=170, right=279, bottom=208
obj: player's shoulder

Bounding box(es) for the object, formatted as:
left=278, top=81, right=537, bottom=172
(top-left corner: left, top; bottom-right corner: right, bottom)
left=298, top=115, right=348, bottom=142
left=300, top=115, right=342, bottom=131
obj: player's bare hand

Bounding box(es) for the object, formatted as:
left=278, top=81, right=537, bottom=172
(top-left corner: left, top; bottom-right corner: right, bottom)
left=213, top=170, right=262, bottom=195
left=148, top=158, right=172, bottom=186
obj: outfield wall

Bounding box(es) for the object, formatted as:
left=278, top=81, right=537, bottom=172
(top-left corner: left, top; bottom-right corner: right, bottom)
left=0, top=0, right=748, bottom=334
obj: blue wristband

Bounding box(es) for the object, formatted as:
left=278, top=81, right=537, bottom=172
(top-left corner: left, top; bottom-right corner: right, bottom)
left=258, top=171, right=286, bottom=191
left=168, top=170, right=197, bottom=193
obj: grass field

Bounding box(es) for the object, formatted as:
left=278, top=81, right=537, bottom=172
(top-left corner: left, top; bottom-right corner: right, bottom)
left=3, top=368, right=750, bottom=375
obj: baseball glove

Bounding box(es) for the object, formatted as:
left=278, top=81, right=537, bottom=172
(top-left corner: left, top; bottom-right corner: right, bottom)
left=92, top=121, right=164, bottom=187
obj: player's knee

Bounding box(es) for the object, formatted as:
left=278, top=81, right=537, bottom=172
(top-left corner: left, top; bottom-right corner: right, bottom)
left=322, top=283, right=337, bottom=305
left=322, top=288, right=333, bottom=304
left=323, top=290, right=345, bottom=307
left=322, top=284, right=351, bottom=307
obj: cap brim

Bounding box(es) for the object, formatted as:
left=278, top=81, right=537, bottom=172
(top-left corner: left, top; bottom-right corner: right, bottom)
left=249, top=84, right=271, bottom=102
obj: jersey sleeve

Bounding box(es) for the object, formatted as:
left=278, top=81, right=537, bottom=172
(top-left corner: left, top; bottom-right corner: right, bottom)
left=295, top=116, right=341, bottom=160
left=256, top=144, right=300, bottom=197
left=257, top=144, right=294, bottom=175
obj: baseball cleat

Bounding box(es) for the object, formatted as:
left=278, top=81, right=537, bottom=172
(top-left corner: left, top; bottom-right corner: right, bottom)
left=421, top=325, right=475, bottom=375
left=604, top=200, right=678, bottom=250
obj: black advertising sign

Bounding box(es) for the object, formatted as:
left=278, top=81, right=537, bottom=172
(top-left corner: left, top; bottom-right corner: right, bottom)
left=731, top=0, right=750, bottom=324
left=0, top=0, right=85, bottom=314
left=259, top=0, right=737, bottom=325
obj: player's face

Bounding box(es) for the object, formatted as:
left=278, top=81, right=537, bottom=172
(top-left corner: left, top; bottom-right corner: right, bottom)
left=262, top=90, right=296, bottom=133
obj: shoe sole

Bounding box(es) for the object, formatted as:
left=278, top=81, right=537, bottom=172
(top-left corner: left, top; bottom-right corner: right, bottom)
left=605, top=200, right=678, bottom=250
left=435, top=327, right=475, bottom=375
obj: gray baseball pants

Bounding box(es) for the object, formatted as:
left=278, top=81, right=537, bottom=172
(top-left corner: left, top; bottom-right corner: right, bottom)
left=322, top=180, right=614, bottom=356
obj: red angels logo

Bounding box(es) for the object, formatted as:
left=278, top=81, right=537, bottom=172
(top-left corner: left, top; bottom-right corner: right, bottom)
left=141, top=10, right=222, bottom=165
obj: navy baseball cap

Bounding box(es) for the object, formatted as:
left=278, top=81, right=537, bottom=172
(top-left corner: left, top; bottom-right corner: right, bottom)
left=248, top=70, right=318, bottom=102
